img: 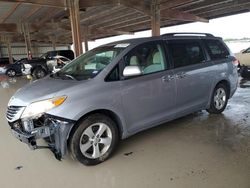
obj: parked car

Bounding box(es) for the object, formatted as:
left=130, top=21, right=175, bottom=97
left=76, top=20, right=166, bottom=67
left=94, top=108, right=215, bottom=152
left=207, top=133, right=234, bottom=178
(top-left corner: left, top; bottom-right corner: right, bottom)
left=5, top=58, right=27, bottom=77
left=22, top=58, right=48, bottom=79
left=235, top=47, right=250, bottom=78
left=22, top=51, right=74, bottom=79
left=6, top=33, right=238, bottom=165
left=0, top=57, right=15, bottom=74
left=235, top=47, right=250, bottom=66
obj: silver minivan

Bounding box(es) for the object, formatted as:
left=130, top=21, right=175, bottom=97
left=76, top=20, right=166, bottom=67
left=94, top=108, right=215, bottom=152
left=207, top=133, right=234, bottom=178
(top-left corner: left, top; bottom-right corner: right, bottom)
left=6, top=33, right=238, bottom=165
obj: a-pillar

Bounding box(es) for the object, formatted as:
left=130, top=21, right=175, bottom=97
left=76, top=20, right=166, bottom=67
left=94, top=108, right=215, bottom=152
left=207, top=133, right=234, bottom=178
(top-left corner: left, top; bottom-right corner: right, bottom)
left=67, top=0, right=83, bottom=57
left=151, top=0, right=160, bottom=36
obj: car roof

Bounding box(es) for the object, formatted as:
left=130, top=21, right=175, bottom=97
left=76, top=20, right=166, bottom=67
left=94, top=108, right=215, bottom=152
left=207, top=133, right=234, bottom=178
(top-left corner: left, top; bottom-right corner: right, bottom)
left=102, top=33, right=221, bottom=47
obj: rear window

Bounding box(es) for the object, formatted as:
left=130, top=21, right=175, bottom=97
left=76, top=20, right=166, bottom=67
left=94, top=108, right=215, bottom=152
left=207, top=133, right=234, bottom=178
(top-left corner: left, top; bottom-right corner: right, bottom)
left=203, top=39, right=229, bottom=60
left=168, top=41, right=205, bottom=68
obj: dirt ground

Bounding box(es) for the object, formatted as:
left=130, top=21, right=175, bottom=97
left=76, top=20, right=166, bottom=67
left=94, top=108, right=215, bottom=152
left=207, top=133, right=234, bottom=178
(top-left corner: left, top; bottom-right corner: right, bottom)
left=0, top=75, right=250, bottom=188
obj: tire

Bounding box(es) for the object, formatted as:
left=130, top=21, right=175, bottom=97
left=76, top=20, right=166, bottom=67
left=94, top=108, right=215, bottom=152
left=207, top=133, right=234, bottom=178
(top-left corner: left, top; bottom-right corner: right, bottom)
left=207, top=83, right=229, bottom=114
left=69, top=114, right=119, bottom=166
left=6, top=69, right=16, bottom=77
left=33, top=68, right=46, bottom=79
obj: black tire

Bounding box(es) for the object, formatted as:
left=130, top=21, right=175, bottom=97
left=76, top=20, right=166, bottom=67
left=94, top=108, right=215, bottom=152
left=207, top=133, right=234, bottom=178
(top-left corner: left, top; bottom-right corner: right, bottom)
left=6, top=69, right=16, bottom=77
left=207, top=83, right=229, bottom=114
left=69, top=114, right=119, bottom=166
left=33, top=68, right=46, bottom=79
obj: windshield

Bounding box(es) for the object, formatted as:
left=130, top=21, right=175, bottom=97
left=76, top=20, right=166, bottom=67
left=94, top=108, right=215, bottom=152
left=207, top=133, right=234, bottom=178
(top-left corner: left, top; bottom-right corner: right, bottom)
left=54, top=45, right=126, bottom=80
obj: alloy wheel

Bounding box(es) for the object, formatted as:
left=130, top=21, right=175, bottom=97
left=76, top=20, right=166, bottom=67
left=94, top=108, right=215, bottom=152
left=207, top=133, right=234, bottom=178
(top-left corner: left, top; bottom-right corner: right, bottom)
left=79, top=123, right=112, bottom=159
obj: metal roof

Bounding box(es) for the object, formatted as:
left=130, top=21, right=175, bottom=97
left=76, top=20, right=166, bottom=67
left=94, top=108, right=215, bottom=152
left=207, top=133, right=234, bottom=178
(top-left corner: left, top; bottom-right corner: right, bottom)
left=0, top=0, right=249, bottom=44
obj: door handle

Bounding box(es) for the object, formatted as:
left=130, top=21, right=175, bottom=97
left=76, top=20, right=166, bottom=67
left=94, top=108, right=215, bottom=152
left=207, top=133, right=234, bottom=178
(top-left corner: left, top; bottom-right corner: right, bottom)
left=162, top=75, right=175, bottom=82
left=176, top=72, right=187, bottom=79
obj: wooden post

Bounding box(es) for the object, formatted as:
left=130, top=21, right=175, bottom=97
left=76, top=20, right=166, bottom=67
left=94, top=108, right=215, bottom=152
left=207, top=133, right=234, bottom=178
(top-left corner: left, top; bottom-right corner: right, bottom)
left=22, top=23, right=32, bottom=58
left=51, top=37, right=56, bottom=50
left=6, top=37, right=13, bottom=64
left=83, top=26, right=88, bottom=52
left=67, top=0, right=83, bottom=57
left=151, top=0, right=160, bottom=36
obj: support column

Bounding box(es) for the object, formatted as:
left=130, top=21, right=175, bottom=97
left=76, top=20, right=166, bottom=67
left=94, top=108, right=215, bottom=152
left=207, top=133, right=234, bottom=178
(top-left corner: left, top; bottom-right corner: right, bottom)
left=6, top=37, right=13, bottom=64
left=22, top=23, right=32, bottom=59
left=50, top=36, right=56, bottom=50
left=151, top=0, right=160, bottom=36
left=67, top=0, right=82, bottom=57
left=83, top=26, right=88, bottom=52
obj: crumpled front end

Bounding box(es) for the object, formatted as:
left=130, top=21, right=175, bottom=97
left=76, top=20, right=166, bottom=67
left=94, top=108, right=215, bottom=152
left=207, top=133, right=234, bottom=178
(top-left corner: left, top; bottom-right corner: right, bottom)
left=7, top=106, right=75, bottom=160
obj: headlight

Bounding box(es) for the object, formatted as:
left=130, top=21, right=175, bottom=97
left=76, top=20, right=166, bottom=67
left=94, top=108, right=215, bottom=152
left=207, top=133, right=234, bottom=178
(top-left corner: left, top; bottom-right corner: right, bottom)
left=21, top=96, right=67, bottom=119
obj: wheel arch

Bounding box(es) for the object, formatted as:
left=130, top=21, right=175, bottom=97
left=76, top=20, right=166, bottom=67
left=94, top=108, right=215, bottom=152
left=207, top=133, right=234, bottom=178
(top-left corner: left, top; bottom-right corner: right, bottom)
left=216, top=79, right=231, bottom=95
left=67, top=109, right=125, bottom=144
left=31, top=65, right=48, bottom=74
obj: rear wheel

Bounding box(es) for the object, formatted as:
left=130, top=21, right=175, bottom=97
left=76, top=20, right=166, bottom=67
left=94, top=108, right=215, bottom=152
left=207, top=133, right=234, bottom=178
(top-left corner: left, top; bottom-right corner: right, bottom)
left=69, top=114, right=119, bottom=166
left=207, top=83, right=229, bottom=114
left=6, top=69, right=16, bottom=77
left=33, top=68, right=46, bottom=79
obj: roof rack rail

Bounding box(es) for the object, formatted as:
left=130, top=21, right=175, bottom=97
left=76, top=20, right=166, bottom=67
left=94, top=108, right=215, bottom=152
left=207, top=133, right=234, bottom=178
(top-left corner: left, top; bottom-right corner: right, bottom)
left=162, top=33, right=214, bottom=37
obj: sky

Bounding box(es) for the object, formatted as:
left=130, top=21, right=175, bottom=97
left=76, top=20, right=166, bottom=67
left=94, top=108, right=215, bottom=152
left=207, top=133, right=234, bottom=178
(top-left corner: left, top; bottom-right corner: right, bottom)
left=83, top=12, right=250, bottom=52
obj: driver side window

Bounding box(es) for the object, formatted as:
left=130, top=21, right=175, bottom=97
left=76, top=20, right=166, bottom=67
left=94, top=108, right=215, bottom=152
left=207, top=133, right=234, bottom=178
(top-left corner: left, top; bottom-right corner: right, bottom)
left=124, top=42, right=167, bottom=75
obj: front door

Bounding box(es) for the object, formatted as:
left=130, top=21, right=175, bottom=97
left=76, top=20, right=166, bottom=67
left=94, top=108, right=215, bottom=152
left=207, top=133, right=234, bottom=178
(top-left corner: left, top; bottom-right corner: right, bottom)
left=120, top=41, right=176, bottom=133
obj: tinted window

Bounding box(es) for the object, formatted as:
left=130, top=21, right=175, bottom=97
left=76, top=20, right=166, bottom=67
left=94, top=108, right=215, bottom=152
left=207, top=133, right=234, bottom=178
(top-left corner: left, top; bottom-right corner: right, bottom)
left=124, top=42, right=166, bottom=75
left=106, top=65, right=120, bottom=82
left=168, top=41, right=205, bottom=68
left=244, top=48, right=250, bottom=53
left=204, top=39, right=229, bottom=60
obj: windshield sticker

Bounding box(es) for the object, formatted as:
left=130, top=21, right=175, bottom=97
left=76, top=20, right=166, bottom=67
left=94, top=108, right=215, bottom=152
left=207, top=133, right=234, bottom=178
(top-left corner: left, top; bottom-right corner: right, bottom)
left=114, top=43, right=130, bottom=48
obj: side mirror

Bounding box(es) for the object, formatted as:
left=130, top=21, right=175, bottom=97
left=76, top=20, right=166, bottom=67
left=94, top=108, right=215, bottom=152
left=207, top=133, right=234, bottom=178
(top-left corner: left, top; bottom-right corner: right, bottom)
left=123, top=66, right=142, bottom=77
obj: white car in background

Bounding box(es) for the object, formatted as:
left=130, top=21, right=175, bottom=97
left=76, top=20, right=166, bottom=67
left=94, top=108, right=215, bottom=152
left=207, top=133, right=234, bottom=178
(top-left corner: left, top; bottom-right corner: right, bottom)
left=0, top=67, right=6, bottom=74
left=235, top=47, right=250, bottom=66
left=47, top=55, right=71, bottom=73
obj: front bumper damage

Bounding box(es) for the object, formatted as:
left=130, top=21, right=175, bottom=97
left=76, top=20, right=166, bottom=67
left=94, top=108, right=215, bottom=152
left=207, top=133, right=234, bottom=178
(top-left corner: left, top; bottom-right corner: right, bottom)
left=9, top=115, right=75, bottom=160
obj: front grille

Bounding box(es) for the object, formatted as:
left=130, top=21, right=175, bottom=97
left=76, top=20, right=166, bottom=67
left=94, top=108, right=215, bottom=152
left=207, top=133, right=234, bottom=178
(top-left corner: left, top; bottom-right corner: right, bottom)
left=6, top=106, right=23, bottom=122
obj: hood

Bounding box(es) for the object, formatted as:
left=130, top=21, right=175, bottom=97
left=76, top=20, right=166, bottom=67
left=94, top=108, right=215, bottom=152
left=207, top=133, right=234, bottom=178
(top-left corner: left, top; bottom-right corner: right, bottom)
left=9, top=76, right=81, bottom=106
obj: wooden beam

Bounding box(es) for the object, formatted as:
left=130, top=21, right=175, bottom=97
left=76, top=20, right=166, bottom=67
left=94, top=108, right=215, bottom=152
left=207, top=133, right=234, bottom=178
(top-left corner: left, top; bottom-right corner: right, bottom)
left=90, top=10, right=141, bottom=28
left=104, top=16, right=149, bottom=30
left=0, top=2, right=21, bottom=23
left=159, top=0, right=194, bottom=9
left=21, top=6, right=42, bottom=21
left=79, top=0, right=116, bottom=8
left=80, top=5, right=124, bottom=23
left=0, top=0, right=65, bottom=8
left=89, top=27, right=134, bottom=35
left=161, top=8, right=209, bottom=23
left=119, top=0, right=209, bottom=23
left=151, top=0, right=160, bottom=36
left=68, top=0, right=83, bottom=56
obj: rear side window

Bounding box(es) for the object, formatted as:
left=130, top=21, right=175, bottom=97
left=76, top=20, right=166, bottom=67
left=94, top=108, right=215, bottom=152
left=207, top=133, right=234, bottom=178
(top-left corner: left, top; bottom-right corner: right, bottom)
left=203, top=39, right=229, bottom=60
left=168, top=41, right=205, bottom=68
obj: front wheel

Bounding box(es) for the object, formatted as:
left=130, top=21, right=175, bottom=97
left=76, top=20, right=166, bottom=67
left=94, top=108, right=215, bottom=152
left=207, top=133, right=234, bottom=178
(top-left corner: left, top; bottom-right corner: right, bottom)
left=69, top=114, right=119, bottom=166
left=207, top=83, right=229, bottom=114
left=6, top=69, right=16, bottom=77
left=32, top=68, right=46, bottom=79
